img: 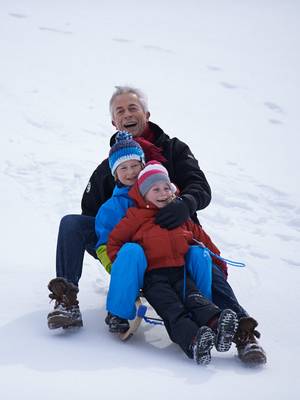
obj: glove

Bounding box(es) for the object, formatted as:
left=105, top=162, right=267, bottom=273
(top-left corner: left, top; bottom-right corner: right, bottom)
left=96, top=244, right=112, bottom=274
left=155, top=194, right=197, bottom=229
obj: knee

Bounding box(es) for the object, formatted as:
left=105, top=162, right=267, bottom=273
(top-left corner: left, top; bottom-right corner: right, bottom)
left=188, top=246, right=203, bottom=257
left=119, top=243, right=145, bottom=258
left=59, top=214, right=84, bottom=234
left=187, top=246, right=211, bottom=263
left=116, top=243, right=147, bottom=273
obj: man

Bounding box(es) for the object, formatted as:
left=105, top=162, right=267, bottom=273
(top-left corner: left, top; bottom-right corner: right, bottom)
left=47, top=86, right=266, bottom=365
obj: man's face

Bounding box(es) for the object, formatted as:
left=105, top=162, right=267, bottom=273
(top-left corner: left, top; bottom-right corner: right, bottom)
left=111, top=93, right=150, bottom=137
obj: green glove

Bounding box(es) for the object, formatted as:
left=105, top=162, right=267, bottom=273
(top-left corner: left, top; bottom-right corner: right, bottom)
left=96, top=244, right=112, bottom=274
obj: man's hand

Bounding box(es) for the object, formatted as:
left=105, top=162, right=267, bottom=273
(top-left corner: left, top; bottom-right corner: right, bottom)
left=155, top=195, right=196, bottom=229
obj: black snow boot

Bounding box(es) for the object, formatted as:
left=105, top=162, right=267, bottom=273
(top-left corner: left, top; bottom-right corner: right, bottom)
left=191, top=326, right=215, bottom=365
left=234, top=317, right=267, bottom=365
left=214, top=309, right=239, bottom=352
left=105, top=312, right=129, bottom=333
left=47, top=277, right=83, bottom=330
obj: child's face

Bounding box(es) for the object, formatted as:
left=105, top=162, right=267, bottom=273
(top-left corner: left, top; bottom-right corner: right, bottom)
left=116, top=160, right=143, bottom=186
left=145, top=181, right=174, bottom=208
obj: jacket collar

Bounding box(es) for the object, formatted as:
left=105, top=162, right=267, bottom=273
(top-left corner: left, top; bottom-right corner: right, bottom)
left=112, top=185, right=130, bottom=197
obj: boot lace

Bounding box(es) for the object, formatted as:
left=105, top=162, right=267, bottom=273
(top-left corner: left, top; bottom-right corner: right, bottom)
left=235, top=317, right=261, bottom=346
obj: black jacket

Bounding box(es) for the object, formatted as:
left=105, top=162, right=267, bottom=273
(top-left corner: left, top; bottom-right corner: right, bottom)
left=81, top=122, right=211, bottom=221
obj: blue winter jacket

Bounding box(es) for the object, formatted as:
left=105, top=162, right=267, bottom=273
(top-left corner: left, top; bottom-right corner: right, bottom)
left=95, top=185, right=134, bottom=249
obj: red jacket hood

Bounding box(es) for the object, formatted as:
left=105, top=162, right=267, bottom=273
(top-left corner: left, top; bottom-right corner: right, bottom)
left=128, top=182, right=158, bottom=210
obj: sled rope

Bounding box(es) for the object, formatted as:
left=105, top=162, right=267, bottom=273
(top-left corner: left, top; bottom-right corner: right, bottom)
left=143, top=315, right=164, bottom=325
left=136, top=303, right=164, bottom=326
left=182, top=265, right=187, bottom=302
left=192, top=239, right=246, bottom=267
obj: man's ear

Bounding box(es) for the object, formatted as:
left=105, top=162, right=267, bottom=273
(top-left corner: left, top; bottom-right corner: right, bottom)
left=112, top=120, right=116, bottom=127
left=146, top=111, right=150, bottom=120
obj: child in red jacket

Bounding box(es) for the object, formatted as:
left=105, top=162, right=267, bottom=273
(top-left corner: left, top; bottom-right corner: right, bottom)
left=107, top=161, right=238, bottom=365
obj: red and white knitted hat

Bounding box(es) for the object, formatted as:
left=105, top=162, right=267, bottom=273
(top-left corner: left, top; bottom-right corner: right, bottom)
left=137, top=161, right=176, bottom=196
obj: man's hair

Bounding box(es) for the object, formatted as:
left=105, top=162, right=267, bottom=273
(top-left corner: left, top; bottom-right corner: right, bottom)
left=109, top=86, right=149, bottom=117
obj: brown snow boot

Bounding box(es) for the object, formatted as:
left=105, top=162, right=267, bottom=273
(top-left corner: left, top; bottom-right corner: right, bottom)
left=234, top=317, right=267, bottom=365
left=47, top=277, right=83, bottom=330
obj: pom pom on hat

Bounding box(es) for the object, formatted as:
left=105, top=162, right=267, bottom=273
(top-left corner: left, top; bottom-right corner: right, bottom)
left=137, top=161, right=176, bottom=196
left=109, top=131, right=145, bottom=176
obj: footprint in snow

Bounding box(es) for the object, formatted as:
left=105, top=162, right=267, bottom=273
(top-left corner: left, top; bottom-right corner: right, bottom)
left=275, top=233, right=300, bottom=243
left=9, top=12, right=28, bottom=18
left=207, top=65, right=222, bottom=72
left=281, top=258, right=300, bottom=267
left=143, top=44, right=174, bottom=54
left=219, top=82, right=238, bottom=90
left=112, top=38, right=133, bottom=43
left=264, top=101, right=284, bottom=114
left=39, top=26, right=73, bottom=35
left=269, top=119, right=283, bottom=125
left=249, top=251, right=270, bottom=260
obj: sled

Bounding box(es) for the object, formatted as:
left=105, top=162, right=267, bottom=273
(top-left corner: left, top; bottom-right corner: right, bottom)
left=119, top=298, right=147, bottom=341
left=119, top=297, right=164, bottom=341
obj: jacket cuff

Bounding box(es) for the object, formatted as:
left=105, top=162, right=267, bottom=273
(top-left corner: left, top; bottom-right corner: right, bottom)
left=181, top=194, right=197, bottom=215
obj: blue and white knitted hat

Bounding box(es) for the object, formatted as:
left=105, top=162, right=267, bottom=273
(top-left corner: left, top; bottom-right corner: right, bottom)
left=109, top=131, right=145, bottom=176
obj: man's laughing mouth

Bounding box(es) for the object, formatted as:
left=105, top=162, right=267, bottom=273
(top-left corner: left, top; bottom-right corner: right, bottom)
left=124, top=122, right=137, bottom=129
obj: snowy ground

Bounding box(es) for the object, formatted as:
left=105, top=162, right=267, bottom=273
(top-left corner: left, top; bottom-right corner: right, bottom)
left=1, top=0, right=300, bottom=399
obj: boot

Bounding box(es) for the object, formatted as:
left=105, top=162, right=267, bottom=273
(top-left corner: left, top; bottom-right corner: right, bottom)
left=191, top=326, right=215, bottom=365
left=47, top=277, right=83, bottom=330
left=234, top=317, right=267, bottom=365
left=214, top=309, right=239, bottom=352
left=105, top=312, right=129, bottom=333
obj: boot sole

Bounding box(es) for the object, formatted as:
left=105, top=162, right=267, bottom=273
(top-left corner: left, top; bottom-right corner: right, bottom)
left=109, top=324, right=130, bottom=334
left=215, top=309, right=238, bottom=352
left=238, top=343, right=267, bottom=365
left=194, top=327, right=215, bottom=365
left=48, top=314, right=83, bottom=330
left=105, top=313, right=130, bottom=333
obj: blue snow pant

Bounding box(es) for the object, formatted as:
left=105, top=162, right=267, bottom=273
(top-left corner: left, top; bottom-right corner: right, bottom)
left=107, top=243, right=213, bottom=320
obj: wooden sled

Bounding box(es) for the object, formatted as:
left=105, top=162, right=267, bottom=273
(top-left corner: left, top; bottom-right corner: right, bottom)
left=119, top=298, right=147, bottom=341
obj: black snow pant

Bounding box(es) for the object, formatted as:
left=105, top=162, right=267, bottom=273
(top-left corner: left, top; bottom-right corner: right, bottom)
left=143, top=267, right=220, bottom=358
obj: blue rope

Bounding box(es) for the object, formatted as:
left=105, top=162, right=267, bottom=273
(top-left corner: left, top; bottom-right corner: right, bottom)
left=137, top=304, right=164, bottom=325
left=192, top=238, right=246, bottom=267
left=206, top=248, right=246, bottom=267
left=182, top=265, right=186, bottom=302
left=143, top=316, right=164, bottom=325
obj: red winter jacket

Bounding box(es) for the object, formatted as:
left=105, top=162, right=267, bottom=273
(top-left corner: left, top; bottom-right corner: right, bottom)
left=107, top=184, right=227, bottom=275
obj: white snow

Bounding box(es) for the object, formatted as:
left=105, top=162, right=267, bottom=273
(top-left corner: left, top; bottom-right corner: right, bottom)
left=1, top=0, right=300, bottom=399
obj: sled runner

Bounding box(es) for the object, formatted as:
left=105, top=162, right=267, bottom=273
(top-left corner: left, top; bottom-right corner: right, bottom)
left=119, top=298, right=164, bottom=341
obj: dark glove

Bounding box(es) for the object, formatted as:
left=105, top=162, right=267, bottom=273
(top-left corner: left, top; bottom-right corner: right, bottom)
left=155, top=195, right=197, bottom=229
